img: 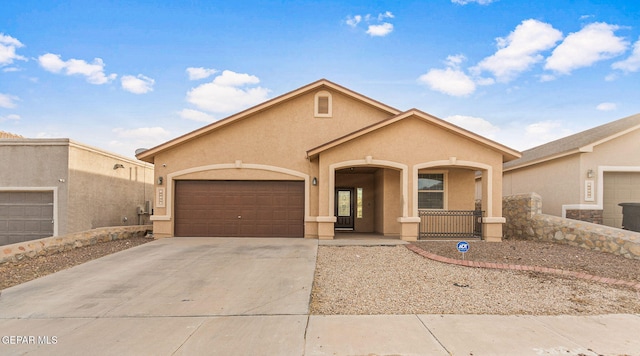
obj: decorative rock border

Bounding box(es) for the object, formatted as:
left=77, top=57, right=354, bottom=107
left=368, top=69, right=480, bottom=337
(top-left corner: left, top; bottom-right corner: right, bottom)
left=406, top=244, right=640, bottom=290
left=503, top=193, right=640, bottom=260
left=1, top=225, right=153, bottom=265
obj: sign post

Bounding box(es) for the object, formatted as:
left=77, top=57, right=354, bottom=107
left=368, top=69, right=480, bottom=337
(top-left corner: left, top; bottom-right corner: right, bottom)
left=457, top=241, right=469, bottom=260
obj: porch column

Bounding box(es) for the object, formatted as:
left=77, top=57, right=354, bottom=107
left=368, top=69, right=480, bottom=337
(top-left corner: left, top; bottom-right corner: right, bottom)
left=482, top=217, right=505, bottom=242
left=316, top=216, right=337, bottom=240
left=398, top=217, right=421, bottom=241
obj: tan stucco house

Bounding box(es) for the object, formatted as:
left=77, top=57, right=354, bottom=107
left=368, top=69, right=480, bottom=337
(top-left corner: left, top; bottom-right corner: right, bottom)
left=0, top=137, right=154, bottom=245
left=137, top=79, right=520, bottom=241
left=503, top=113, right=640, bottom=229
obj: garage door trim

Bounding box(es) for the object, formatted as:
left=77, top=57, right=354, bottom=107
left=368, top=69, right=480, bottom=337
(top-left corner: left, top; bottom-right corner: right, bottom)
left=0, top=187, right=59, bottom=244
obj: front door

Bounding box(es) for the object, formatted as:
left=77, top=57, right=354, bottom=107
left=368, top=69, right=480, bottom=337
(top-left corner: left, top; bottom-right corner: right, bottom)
left=335, top=188, right=354, bottom=230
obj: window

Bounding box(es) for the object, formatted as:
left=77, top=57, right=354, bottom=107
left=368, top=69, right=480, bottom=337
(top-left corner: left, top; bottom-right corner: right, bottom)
left=314, top=90, right=332, bottom=117
left=356, top=187, right=363, bottom=218
left=418, top=173, right=445, bottom=209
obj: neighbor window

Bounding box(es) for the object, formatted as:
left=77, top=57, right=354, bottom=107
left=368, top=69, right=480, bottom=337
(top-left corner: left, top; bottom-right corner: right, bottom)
left=314, top=90, right=332, bottom=117
left=418, top=173, right=445, bottom=209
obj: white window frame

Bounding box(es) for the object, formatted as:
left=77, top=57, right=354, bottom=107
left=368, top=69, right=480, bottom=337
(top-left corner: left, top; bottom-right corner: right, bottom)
left=314, top=90, right=332, bottom=118
left=418, top=171, right=448, bottom=210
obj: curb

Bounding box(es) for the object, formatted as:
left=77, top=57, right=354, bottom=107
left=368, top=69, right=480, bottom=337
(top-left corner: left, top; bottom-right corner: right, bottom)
left=405, top=244, right=640, bottom=290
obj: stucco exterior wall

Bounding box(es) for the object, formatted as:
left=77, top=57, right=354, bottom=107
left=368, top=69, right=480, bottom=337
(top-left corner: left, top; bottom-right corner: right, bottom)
left=503, top=154, right=579, bottom=216
left=143, top=82, right=515, bottom=240
left=67, top=144, right=154, bottom=232
left=150, top=88, right=392, bottom=223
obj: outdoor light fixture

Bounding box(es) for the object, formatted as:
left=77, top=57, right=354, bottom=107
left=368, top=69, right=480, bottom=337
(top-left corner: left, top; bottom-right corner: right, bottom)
left=113, top=164, right=125, bottom=170
left=587, top=169, right=594, bottom=178
left=312, top=177, right=318, bottom=186
left=158, top=176, right=163, bottom=185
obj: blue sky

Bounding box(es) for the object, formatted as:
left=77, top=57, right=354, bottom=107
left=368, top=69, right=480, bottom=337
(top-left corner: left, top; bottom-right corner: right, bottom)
left=1, top=0, right=639, bottom=158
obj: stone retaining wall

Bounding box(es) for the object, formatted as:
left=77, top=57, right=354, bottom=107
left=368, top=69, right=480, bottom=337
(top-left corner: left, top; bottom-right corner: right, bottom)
left=503, top=193, right=640, bottom=260
left=0, top=225, right=153, bottom=265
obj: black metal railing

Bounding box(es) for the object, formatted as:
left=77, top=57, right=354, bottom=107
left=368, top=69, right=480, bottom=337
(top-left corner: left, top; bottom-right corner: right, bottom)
left=419, top=210, right=483, bottom=239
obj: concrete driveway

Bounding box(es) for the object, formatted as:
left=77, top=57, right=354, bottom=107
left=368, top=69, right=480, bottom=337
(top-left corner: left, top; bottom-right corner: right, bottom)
left=0, top=237, right=317, bottom=355
left=2, top=237, right=640, bottom=355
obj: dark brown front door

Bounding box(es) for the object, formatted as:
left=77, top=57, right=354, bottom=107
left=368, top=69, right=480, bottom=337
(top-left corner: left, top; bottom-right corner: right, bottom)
left=174, top=180, right=304, bottom=237
left=335, top=188, right=354, bottom=230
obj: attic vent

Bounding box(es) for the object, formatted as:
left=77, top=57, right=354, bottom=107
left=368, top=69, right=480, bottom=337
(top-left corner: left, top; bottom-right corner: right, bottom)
left=314, top=90, right=332, bottom=118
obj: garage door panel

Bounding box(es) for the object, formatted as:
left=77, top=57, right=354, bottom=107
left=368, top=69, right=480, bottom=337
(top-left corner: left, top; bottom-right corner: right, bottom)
left=0, top=191, right=54, bottom=245
left=174, top=181, right=304, bottom=237
left=603, top=172, right=640, bottom=229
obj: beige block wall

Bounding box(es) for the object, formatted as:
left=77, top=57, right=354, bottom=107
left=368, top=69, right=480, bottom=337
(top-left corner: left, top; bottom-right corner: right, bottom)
left=0, top=141, right=70, bottom=235
left=67, top=144, right=154, bottom=233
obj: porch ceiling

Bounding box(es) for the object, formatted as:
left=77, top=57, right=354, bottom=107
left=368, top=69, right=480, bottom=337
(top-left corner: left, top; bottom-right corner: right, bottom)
left=336, top=167, right=380, bottom=174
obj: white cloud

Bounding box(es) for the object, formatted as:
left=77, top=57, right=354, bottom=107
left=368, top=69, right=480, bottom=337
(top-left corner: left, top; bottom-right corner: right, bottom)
left=444, top=115, right=500, bottom=139
left=346, top=15, right=362, bottom=28
left=612, top=37, right=640, bottom=73
left=451, top=0, right=496, bottom=4
left=0, top=33, right=26, bottom=66
left=366, top=23, right=394, bottom=37
left=596, top=102, right=617, bottom=111
left=545, top=22, right=628, bottom=75
left=472, top=19, right=563, bottom=82
left=418, top=67, right=476, bottom=97
left=0, top=113, right=21, bottom=122
left=419, top=55, right=476, bottom=96
left=539, top=74, right=556, bottom=82
left=185, top=70, right=270, bottom=114
left=179, top=108, right=216, bottom=122
left=121, top=74, right=155, bottom=94
left=346, top=12, right=395, bottom=37
left=186, top=67, right=218, bottom=80
left=524, top=120, right=573, bottom=145
left=38, top=53, right=117, bottom=84
left=0, top=93, right=19, bottom=108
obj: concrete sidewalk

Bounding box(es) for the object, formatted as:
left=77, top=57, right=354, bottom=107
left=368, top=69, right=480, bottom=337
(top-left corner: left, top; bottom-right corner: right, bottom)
left=1, top=237, right=639, bottom=355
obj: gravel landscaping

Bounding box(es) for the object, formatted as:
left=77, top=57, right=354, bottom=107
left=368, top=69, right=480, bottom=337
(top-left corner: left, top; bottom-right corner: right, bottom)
left=4, top=236, right=640, bottom=316
left=310, top=241, right=640, bottom=315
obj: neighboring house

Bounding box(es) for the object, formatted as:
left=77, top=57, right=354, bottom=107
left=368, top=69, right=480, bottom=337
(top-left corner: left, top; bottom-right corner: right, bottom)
left=137, top=79, right=520, bottom=241
left=503, top=113, right=640, bottom=228
left=0, top=137, right=154, bottom=245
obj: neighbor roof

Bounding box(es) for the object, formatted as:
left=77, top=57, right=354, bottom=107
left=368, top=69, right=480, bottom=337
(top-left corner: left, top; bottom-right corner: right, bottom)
left=504, top=113, right=640, bottom=171
left=307, top=109, right=521, bottom=162
left=136, top=79, right=401, bottom=163
left=0, top=131, right=23, bottom=139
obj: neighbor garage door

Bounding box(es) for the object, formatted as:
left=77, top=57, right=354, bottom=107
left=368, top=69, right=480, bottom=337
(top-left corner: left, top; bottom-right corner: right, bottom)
left=0, top=191, right=54, bottom=245
left=174, top=180, right=304, bottom=237
left=603, top=172, right=640, bottom=228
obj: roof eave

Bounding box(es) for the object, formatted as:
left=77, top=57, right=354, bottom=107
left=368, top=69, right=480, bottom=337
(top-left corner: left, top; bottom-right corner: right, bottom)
left=307, top=109, right=521, bottom=162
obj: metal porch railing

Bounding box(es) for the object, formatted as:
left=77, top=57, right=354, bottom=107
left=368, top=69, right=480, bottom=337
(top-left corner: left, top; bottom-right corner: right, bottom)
left=419, top=210, right=483, bottom=239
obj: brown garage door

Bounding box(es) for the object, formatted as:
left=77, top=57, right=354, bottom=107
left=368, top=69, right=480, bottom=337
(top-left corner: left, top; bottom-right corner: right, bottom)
left=174, top=180, right=304, bottom=237
left=0, top=191, right=54, bottom=246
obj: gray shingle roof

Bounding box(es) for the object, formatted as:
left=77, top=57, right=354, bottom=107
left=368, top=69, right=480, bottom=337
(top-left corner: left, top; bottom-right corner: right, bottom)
left=504, top=113, right=640, bottom=170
